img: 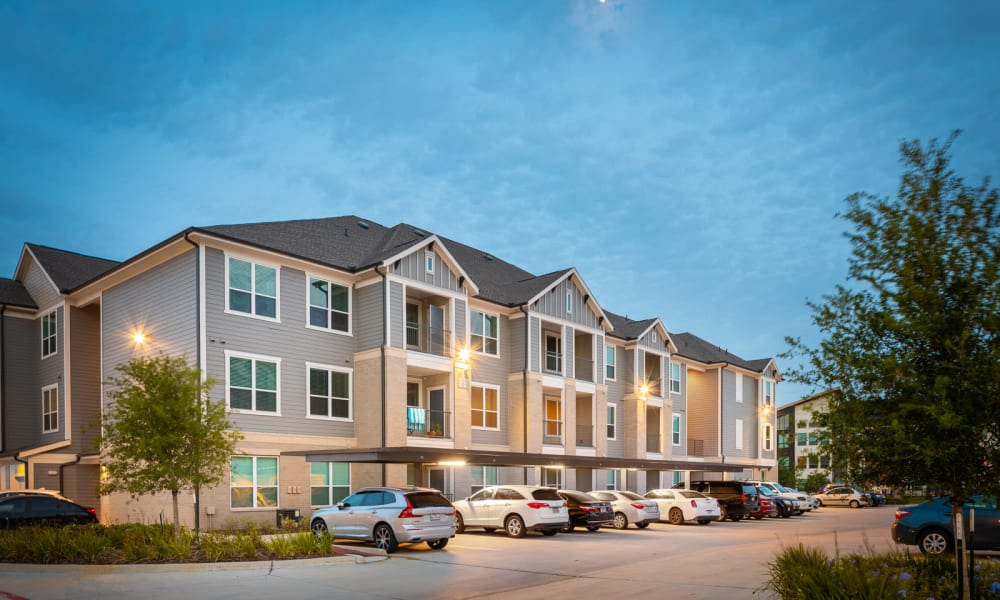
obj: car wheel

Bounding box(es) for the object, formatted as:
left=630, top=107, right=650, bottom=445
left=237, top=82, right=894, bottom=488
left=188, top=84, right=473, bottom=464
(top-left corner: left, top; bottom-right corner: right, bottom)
left=636, top=522, right=650, bottom=529
left=817, top=499, right=824, bottom=507
left=587, top=525, right=601, bottom=532
left=730, top=512, right=742, bottom=522
left=373, top=523, right=398, bottom=554
left=561, top=522, right=575, bottom=533
left=613, top=512, right=629, bottom=529
left=697, top=519, right=711, bottom=525
left=849, top=500, right=860, bottom=508
left=427, top=538, right=448, bottom=550
left=718, top=505, right=728, bottom=521
left=311, top=519, right=329, bottom=536
left=505, top=514, right=526, bottom=538
left=455, top=512, right=465, bottom=534
left=753, top=515, right=763, bottom=520
left=668, top=507, right=684, bottom=525
left=918, top=529, right=951, bottom=555
left=541, top=529, right=558, bottom=536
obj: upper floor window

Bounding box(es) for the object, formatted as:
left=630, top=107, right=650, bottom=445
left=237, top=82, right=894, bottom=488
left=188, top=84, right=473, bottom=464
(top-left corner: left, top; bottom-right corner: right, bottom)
left=41, top=311, right=57, bottom=357
left=42, top=385, right=58, bottom=433
left=566, top=292, right=572, bottom=314
left=544, top=396, right=562, bottom=443
left=764, top=380, right=774, bottom=406
left=651, top=331, right=658, bottom=344
left=607, top=404, right=617, bottom=440
left=763, top=424, right=773, bottom=451
left=797, top=432, right=807, bottom=446
left=425, top=252, right=435, bottom=274
left=471, top=384, right=499, bottom=429
left=228, top=353, right=279, bottom=414
left=671, top=413, right=681, bottom=446
left=605, top=345, right=616, bottom=380
left=228, top=257, right=277, bottom=319
left=308, top=278, right=350, bottom=332
left=307, top=364, right=352, bottom=420
left=735, top=373, right=744, bottom=403
left=470, top=310, right=499, bottom=355
left=544, top=334, right=562, bottom=373
left=669, top=362, right=681, bottom=393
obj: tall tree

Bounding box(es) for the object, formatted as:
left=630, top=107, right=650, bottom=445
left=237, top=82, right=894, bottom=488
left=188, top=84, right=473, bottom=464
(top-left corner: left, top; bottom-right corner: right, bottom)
left=785, top=133, right=1000, bottom=589
left=99, top=354, right=242, bottom=540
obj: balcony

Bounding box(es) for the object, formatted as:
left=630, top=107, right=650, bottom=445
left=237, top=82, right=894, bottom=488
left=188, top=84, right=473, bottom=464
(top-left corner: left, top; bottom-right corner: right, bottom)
left=405, top=323, right=451, bottom=357
left=576, top=424, right=594, bottom=448
left=406, top=407, right=452, bottom=439
left=688, top=438, right=705, bottom=456
left=544, top=350, right=562, bottom=374
left=573, top=357, right=593, bottom=382
left=646, top=433, right=661, bottom=453
left=543, top=419, right=563, bottom=445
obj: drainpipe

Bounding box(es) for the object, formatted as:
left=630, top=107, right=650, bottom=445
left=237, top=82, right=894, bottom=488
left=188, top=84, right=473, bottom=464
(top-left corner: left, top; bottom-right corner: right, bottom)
left=1, top=303, right=6, bottom=455
left=520, top=305, right=529, bottom=483
left=379, top=267, right=388, bottom=486
left=58, top=454, right=82, bottom=495
left=718, top=362, right=729, bottom=478
left=182, top=233, right=203, bottom=532
left=14, top=451, right=29, bottom=488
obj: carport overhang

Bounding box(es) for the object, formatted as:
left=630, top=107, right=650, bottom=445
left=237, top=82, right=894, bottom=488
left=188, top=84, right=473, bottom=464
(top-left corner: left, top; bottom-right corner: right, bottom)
left=285, top=446, right=744, bottom=472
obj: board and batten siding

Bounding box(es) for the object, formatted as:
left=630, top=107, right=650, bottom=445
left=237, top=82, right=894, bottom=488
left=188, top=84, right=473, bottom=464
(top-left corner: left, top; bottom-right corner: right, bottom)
left=453, top=299, right=467, bottom=344
left=507, top=315, right=526, bottom=372
left=388, top=246, right=463, bottom=293
left=354, top=281, right=383, bottom=351
left=529, top=277, right=598, bottom=329
left=638, top=330, right=668, bottom=353
left=21, top=257, right=62, bottom=311
left=3, top=315, right=40, bottom=449
left=203, top=247, right=356, bottom=438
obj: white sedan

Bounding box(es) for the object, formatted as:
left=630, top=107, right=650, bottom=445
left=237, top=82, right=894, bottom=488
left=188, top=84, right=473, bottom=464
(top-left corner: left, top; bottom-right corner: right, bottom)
left=586, top=490, right=660, bottom=529
left=644, top=488, right=721, bottom=525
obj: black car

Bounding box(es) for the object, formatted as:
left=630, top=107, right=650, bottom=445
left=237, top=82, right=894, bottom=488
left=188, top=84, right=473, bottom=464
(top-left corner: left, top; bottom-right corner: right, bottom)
left=679, top=481, right=761, bottom=522
left=0, top=494, right=98, bottom=528
left=557, top=490, right=614, bottom=532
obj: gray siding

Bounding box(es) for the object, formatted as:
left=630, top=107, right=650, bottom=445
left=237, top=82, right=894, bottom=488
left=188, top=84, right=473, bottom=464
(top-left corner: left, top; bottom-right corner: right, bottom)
left=528, top=316, right=540, bottom=372
left=388, top=281, right=404, bottom=349
left=507, top=315, right=526, bottom=372
left=529, top=277, right=598, bottom=329
left=38, top=307, right=64, bottom=444
left=69, top=304, right=102, bottom=453
left=22, top=257, right=61, bottom=311
left=638, top=329, right=668, bottom=353
left=355, top=282, right=383, bottom=351
left=565, top=328, right=575, bottom=379
left=720, top=371, right=755, bottom=458
left=595, top=336, right=605, bottom=385
left=454, top=299, right=466, bottom=346
left=607, top=402, right=624, bottom=457
left=388, top=247, right=462, bottom=292
left=203, top=247, right=356, bottom=437
left=2, top=315, right=39, bottom=450
left=604, top=343, right=625, bottom=403
left=469, top=330, right=509, bottom=447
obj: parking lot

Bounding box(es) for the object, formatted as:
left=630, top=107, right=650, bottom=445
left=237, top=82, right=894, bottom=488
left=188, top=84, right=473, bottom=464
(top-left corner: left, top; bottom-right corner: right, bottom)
left=1, top=505, right=901, bottom=600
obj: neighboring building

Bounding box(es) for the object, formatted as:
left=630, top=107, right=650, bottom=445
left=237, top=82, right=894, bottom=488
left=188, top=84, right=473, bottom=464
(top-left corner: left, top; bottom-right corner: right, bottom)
left=777, top=389, right=837, bottom=488
left=0, top=216, right=779, bottom=528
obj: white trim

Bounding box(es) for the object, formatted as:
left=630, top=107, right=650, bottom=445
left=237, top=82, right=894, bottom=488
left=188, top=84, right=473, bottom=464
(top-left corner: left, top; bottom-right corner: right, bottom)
left=224, top=350, right=282, bottom=416
left=735, top=418, right=744, bottom=450
left=308, top=461, right=352, bottom=508
left=523, top=269, right=611, bottom=332
left=62, top=305, right=71, bottom=438
left=469, top=308, right=500, bottom=358
left=391, top=275, right=467, bottom=301
left=304, top=275, right=353, bottom=336
left=379, top=234, right=480, bottom=296
left=762, top=423, right=773, bottom=452
left=527, top=310, right=604, bottom=336
left=671, top=412, right=682, bottom=447
left=40, top=309, right=58, bottom=359
left=223, top=253, right=281, bottom=323
left=605, top=344, right=616, bottom=381
left=606, top=404, right=617, bottom=441
left=470, top=383, right=501, bottom=431
left=41, top=383, right=59, bottom=434
left=565, top=291, right=572, bottom=314
left=16, top=246, right=61, bottom=298
left=669, top=361, right=681, bottom=394
left=735, top=373, right=743, bottom=403
left=305, top=362, right=354, bottom=422
left=198, top=245, right=207, bottom=378
left=229, top=455, right=280, bottom=510
left=425, top=252, right=435, bottom=275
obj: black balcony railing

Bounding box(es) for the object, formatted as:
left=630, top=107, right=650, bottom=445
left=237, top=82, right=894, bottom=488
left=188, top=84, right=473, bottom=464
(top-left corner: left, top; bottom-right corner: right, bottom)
left=406, top=407, right=452, bottom=439
left=576, top=424, right=594, bottom=447
left=405, top=323, right=451, bottom=357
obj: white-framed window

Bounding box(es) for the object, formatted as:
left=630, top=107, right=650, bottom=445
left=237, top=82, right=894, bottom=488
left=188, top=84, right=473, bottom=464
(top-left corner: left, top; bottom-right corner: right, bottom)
left=605, top=345, right=616, bottom=381
left=669, top=362, right=681, bottom=393
left=651, top=331, right=658, bottom=344
left=307, top=363, right=352, bottom=421
left=226, top=352, right=280, bottom=414
left=735, top=418, right=744, bottom=450
left=544, top=396, right=562, bottom=443
left=425, top=252, right=435, bottom=274
left=41, top=311, right=57, bottom=357
left=42, top=384, right=58, bottom=433
left=227, top=256, right=278, bottom=320
left=471, top=384, right=499, bottom=429
left=470, top=310, right=499, bottom=355
left=230, top=456, right=278, bottom=508
left=606, top=469, right=620, bottom=490
left=471, top=466, right=498, bottom=494
left=671, top=413, right=681, bottom=446
left=735, top=373, right=743, bottom=403
left=307, top=277, right=350, bottom=333
left=542, top=467, right=562, bottom=488
left=566, top=292, right=572, bottom=314
left=310, top=462, right=350, bottom=506
left=763, top=379, right=774, bottom=407
left=763, top=423, right=773, bottom=452
left=607, top=404, right=616, bottom=440
left=544, top=333, right=562, bottom=373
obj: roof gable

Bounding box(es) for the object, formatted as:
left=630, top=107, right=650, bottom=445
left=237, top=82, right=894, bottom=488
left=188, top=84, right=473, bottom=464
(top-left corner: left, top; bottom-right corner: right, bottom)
left=16, top=244, right=119, bottom=294
left=670, top=331, right=771, bottom=373
left=0, top=278, right=37, bottom=309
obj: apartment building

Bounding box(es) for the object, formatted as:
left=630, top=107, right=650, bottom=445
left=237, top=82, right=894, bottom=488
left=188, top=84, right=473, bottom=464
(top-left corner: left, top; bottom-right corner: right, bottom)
left=0, top=216, right=778, bottom=528
left=776, top=389, right=837, bottom=487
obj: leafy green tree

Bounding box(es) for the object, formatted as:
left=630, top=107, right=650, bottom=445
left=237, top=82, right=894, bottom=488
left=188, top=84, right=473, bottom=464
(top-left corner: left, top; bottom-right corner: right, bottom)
left=778, top=457, right=800, bottom=489
left=785, top=132, right=1000, bottom=593
left=803, top=471, right=830, bottom=494
left=99, top=354, right=242, bottom=540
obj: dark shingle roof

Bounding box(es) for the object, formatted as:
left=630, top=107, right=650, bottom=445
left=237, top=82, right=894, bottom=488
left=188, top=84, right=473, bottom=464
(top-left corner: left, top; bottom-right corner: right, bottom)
left=604, top=310, right=658, bottom=341
left=26, top=244, right=119, bottom=293
left=0, top=278, right=37, bottom=309
left=670, top=331, right=768, bottom=372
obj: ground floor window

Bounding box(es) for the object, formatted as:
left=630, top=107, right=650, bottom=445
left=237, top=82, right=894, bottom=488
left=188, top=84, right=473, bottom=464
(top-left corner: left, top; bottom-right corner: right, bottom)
left=542, top=467, right=562, bottom=488
left=471, top=466, right=498, bottom=494
left=231, top=456, right=278, bottom=508
left=606, top=469, right=620, bottom=490
left=310, top=462, right=350, bottom=506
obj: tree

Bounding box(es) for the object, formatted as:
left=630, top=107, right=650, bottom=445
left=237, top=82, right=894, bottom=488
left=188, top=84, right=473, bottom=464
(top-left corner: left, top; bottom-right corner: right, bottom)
left=99, top=354, right=242, bottom=540
left=803, top=471, right=830, bottom=495
left=785, top=132, right=1000, bottom=594
left=778, top=457, right=800, bottom=489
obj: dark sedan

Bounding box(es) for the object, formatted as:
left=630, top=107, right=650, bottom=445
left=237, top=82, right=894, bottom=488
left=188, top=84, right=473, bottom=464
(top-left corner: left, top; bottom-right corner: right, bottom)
left=893, top=495, right=1000, bottom=555
left=0, top=494, right=98, bottom=528
left=557, top=490, right=614, bottom=532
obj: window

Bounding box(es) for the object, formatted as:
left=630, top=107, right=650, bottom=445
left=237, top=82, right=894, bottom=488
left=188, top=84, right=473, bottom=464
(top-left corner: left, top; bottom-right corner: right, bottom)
left=671, top=413, right=681, bottom=446
left=42, top=385, right=58, bottom=433
left=672, top=471, right=683, bottom=486
left=470, top=310, right=499, bottom=355
left=607, top=405, right=616, bottom=440
left=307, top=365, right=352, bottom=420
left=41, top=311, right=57, bottom=357
left=778, top=432, right=790, bottom=449
left=544, top=334, right=562, bottom=373
left=820, top=455, right=831, bottom=469
left=605, top=345, right=616, bottom=380
left=228, top=257, right=277, bottom=319
left=227, top=353, right=279, bottom=413
left=311, top=462, right=350, bottom=506
left=566, top=292, right=572, bottom=314
left=651, top=331, right=658, bottom=344
left=796, top=432, right=806, bottom=446
left=543, top=467, right=562, bottom=488
left=735, top=418, right=743, bottom=449
left=308, top=278, right=350, bottom=332
left=764, top=379, right=774, bottom=406
left=425, top=252, right=435, bottom=274
left=471, top=466, right=498, bottom=494
left=544, top=396, right=562, bottom=442
left=471, top=385, right=499, bottom=429
left=606, top=469, right=620, bottom=490
left=797, top=456, right=807, bottom=469
left=763, top=423, right=773, bottom=451
left=669, top=362, right=681, bottom=393
left=808, top=432, right=818, bottom=446
left=735, top=373, right=743, bottom=403
left=230, top=456, right=278, bottom=508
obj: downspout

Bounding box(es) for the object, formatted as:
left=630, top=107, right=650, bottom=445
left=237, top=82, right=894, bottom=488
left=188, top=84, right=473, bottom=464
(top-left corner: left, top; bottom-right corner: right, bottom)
left=1, top=303, right=6, bottom=455
left=182, top=233, right=203, bottom=532
left=718, top=362, right=729, bottom=478
left=379, top=267, right=388, bottom=486
left=520, top=305, right=529, bottom=483
left=14, top=452, right=28, bottom=488
left=58, top=454, right=82, bottom=494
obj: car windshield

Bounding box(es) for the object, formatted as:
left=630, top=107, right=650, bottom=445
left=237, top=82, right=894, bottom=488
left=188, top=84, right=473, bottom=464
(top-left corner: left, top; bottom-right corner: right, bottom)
left=757, top=486, right=774, bottom=496
left=620, top=491, right=644, bottom=500
left=408, top=492, right=451, bottom=508
left=773, top=483, right=792, bottom=493
left=532, top=489, right=562, bottom=501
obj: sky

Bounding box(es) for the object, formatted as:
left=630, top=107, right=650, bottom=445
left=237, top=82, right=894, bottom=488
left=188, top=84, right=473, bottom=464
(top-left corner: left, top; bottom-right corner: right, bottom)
left=1, top=1, right=998, bottom=405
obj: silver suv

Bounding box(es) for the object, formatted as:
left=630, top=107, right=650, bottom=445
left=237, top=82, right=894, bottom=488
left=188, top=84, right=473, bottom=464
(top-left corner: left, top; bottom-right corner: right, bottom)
left=309, top=486, right=456, bottom=553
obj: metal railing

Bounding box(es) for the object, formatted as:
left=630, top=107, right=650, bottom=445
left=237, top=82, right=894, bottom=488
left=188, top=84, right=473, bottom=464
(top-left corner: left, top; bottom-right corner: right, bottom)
left=544, top=350, right=562, bottom=374
left=405, top=323, right=451, bottom=357
left=543, top=419, right=563, bottom=444
left=576, top=424, right=594, bottom=447
left=406, top=407, right=452, bottom=438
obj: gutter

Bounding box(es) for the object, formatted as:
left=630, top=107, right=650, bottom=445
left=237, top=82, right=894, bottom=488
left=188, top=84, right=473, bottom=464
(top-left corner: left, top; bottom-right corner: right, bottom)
left=379, top=267, right=388, bottom=486
left=58, top=454, right=82, bottom=494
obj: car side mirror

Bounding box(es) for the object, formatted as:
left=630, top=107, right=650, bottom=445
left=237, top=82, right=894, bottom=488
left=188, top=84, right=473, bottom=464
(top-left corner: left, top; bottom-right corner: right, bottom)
left=337, top=502, right=347, bottom=509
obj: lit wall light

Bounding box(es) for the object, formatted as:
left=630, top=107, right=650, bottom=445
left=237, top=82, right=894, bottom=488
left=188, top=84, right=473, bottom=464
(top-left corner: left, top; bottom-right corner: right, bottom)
left=639, top=384, right=650, bottom=398
left=131, top=330, right=146, bottom=346
left=438, top=460, right=467, bottom=467
left=455, top=346, right=471, bottom=371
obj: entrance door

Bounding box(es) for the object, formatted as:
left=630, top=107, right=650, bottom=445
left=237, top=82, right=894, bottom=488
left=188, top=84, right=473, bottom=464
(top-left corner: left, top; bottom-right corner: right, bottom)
left=428, top=304, right=445, bottom=355
left=428, top=388, right=446, bottom=437
left=427, top=467, right=450, bottom=499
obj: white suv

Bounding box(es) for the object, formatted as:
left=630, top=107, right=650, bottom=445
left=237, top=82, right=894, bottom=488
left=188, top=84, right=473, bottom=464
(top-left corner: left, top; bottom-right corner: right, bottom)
left=453, top=485, right=569, bottom=538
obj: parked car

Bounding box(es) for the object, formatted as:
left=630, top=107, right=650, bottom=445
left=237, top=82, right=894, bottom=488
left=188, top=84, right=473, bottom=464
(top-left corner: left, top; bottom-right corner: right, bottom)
left=0, top=488, right=68, bottom=500
left=587, top=490, right=660, bottom=529
left=814, top=486, right=869, bottom=508
left=453, top=485, right=569, bottom=538
left=677, top=481, right=760, bottom=521
left=646, top=488, right=721, bottom=525
left=751, top=494, right=779, bottom=519
left=864, top=491, right=886, bottom=506
left=751, top=484, right=793, bottom=518
left=0, top=493, right=98, bottom=528
left=309, top=486, right=455, bottom=553
left=752, top=481, right=811, bottom=514
left=893, top=495, right=1000, bottom=555
left=557, top=490, right=615, bottom=532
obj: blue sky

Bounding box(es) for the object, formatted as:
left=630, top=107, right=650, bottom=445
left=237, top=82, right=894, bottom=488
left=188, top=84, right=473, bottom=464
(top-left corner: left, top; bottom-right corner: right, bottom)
left=2, top=1, right=997, bottom=405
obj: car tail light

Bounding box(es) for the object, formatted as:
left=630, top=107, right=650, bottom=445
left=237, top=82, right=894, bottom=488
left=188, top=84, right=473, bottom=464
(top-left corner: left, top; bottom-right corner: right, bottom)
left=895, top=509, right=911, bottom=520
left=741, top=493, right=747, bottom=503
left=582, top=506, right=598, bottom=513
left=691, top=500, right=698, bottom=508
left=87, top=507, right=97, bottom=516
left=527, top=502, right=549, bottom=509
left=398, top=496, right=415, bottom=519
left=630, top=503, right=646, bottom=510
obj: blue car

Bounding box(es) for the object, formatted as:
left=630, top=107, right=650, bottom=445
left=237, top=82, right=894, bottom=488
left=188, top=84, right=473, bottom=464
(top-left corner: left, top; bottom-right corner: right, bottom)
left=892, top=495, right=1000, bottom=555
